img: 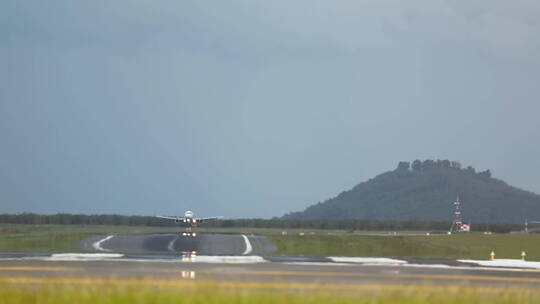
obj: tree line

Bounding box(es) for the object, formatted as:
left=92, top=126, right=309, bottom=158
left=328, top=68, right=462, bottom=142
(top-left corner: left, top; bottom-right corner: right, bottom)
left=397, top=159, right=492, bottom=179
left=0, top=213, right=522, bottom=233
left=396, top=159, right=491, bottom=179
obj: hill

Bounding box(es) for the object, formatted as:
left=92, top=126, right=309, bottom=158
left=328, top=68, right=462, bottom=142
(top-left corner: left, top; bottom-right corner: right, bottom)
left=283, top=160, right=540, bottom=224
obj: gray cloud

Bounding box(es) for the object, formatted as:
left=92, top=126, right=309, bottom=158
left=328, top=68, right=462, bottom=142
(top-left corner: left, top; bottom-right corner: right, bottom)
left=1, top=1, right=539, bottom=217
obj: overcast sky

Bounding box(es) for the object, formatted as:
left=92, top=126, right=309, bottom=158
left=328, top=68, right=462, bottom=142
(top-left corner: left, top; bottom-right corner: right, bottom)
left=1, top=1, right=540, bottom=218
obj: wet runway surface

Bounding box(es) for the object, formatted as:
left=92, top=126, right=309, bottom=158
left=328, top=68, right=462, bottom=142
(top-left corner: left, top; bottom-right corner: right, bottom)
left=3, top=258, right=540, bottom=288
left=5, top=232, right=540, bottom=289
left=78, top=233, right=276, bottom=255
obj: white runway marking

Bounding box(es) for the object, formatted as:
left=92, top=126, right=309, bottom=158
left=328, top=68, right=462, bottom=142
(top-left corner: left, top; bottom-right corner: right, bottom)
left=458, top=259, right=540, bottom=269
left=242, top=235, right=253, bottom=255
left=328, top=257, right=406, bottom=264
left=49, top=253, right=124, bottom=260
left=1, top=255, right=264, bottom=263
left=92, top=235, right=115, bottom=252
left=194, top=255, right=265, bottom=263
left=2, top=254, right=540, bottom=270
left=168, top=235, right=179, bottom=252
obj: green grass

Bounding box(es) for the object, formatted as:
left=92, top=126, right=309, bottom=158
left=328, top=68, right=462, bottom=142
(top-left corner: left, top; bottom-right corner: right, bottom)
left=2, top=281, right=540, bottom=304
left=2, top=224, right=540, bottom=260
left=270, top=233, right=540, bottom=259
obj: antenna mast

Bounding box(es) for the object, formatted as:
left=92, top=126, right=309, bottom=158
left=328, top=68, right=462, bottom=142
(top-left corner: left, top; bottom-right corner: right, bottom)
left=449, top=196, right=470, bottom=233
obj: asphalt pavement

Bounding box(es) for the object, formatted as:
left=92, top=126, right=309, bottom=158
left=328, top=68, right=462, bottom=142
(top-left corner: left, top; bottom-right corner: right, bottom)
left=77, top=233, right=276, bottom=255
left=4, top=232, right=540, bottom=289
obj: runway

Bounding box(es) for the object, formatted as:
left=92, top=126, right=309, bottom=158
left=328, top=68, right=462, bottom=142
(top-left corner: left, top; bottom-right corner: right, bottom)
left=77, top=233, right=276, bottom=255
left=5, top=232, right=540, bottom=290
left=3, top=258, right=540, bottom=289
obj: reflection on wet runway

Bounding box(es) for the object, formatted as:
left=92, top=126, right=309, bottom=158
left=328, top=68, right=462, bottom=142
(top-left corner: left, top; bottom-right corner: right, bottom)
left=181, top=270, right=196, bottom=279
left=181, top=251, right=198, bottom=262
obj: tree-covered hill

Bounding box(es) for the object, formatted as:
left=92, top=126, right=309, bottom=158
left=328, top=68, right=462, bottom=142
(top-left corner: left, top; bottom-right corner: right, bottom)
left=283, top=160, right=540, bottom=224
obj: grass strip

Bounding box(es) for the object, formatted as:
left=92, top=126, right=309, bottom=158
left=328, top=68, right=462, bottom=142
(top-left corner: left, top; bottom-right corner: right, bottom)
left=269, top=233, right=540, bottom=259
left=2, top=278, right=540, bottom=304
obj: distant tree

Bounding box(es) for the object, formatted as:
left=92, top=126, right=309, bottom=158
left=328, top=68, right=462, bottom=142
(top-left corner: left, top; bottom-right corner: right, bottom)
left=221, top=220, right=234, bottom=227
left=412, top=159, right=422, bottom=171
left=442, top=160, right=451, bottom=168
left=0, top=213, right=523, bottom=232
left=465, top=166, right=476, bottom=174
left=478, top=169, right=492, bottom=179
left=422, top=160, right=435, bottom=170
left=451, top=161, right=462, bottom=170
left=397, top=161, right=410, bottom=171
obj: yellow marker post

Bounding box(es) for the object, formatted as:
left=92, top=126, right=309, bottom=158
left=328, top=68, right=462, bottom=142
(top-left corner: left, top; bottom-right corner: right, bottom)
left=490, top=251, right=496, bottom=260
left=522, top=251, right=527, bottom=261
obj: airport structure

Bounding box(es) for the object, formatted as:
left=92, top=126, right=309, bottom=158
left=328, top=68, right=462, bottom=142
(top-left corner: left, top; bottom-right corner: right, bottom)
left=449, top=196, right=470, bottom=233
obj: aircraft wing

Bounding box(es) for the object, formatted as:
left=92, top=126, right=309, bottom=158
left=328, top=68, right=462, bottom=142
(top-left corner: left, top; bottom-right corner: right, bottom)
left=156, top=216, right=185, bottom=221
left=197, top=216, right=224, bottom=221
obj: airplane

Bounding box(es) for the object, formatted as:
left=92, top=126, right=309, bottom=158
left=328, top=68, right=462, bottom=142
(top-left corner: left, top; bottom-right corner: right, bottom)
left=156, top=210, right=222, bottom=236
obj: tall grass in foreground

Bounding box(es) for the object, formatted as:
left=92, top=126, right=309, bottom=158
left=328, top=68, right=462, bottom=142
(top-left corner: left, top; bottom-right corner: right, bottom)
left=2, top=282, right=540, bottom=304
